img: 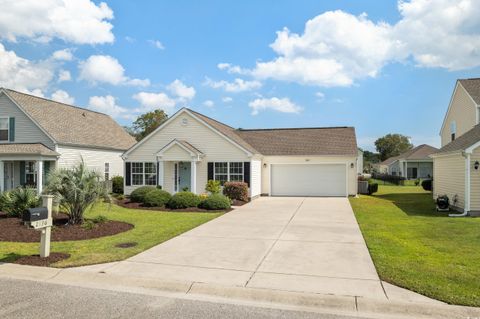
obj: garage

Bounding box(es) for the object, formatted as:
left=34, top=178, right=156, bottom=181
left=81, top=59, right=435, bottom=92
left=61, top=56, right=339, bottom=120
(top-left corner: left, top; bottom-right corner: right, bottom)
left=270, top=164, right=347, bottom=197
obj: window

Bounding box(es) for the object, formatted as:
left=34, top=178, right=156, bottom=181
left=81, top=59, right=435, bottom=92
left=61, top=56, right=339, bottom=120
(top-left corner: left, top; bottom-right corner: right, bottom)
left=25, top=161, right=37, bottom=186
left=104, top=163, right=110, bottom=181
left=214, top=162, right=244, bottom=184
left=131, top=162, right=156, bottom=186
left=450, top=121, right=456, bottom=142
left=0, top=118, right=8, bottom=141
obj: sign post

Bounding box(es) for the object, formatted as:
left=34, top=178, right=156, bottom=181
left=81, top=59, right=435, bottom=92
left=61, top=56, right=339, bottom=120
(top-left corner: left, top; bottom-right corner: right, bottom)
left=39, top=195, right=53, bottom=258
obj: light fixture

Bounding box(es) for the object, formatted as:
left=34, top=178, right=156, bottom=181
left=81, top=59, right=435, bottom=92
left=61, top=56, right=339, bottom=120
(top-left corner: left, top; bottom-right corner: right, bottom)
left=263, top=163, right=267, bottom=168
left=350, top=163, right=355, bottom=169
left=475, top=161, right=479, bottom=170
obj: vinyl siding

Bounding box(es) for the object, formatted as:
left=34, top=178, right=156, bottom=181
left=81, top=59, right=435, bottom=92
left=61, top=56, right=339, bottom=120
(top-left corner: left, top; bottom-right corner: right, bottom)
left=470, top=148, right=480, bottom=210
left=161, top=144, right=193, bottom=161
left=0, top=94, right=55, bottom=149
left=441, top=84, right=477, bottom=147
left=250, top=159, right=262, bottom=197
left=389, top=161, right=401, bottom=175
left=56, top=145, right=124, bottom=179
left=261, top=156, right=358, bottom=196
left=433, top=154, right=465, bottom=209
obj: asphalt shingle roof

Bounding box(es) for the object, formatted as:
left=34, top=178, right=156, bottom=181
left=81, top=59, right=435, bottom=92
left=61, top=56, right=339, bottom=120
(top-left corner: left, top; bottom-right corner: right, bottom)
left=0, top=143, right=60, bottom=156
left=435, top=124, right=480, bottom=155
left=459, top=78, right=480, bottom=105
left=381, top=144, right=438, bottom=164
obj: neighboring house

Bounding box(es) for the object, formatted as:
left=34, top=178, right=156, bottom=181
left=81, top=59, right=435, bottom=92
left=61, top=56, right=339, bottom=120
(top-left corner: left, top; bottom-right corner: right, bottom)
left=431, top=78, right=480, bottom=215
left=123, top=108, right=359, bottom=197
left=0, top=88, right=136, bottom=193
left=379, top=144, right=438, bottom=179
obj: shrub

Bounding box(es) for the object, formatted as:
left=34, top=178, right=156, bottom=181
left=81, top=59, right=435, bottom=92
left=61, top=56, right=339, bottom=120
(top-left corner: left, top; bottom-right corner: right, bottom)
left=223, top=182, right=248, bottom=202
left=111, top=176, right=124, bottom=194
left=167, top=191, right=201, bottom=209
left=368, top=182, right=379, bottom=195
left=199, top=194, right=231, bottom=210
left=414, top=178, right=421, bottom=186
left=130, top=186, right=156, bottom=203
left=205, top=180, right=221, bottom=194
left=143, top=189, right=172, bottom=207
left=92, top=215, right=108, bottom=223
left=0, top=187, right=41, bottom=217
left=422, top=179, right=432, bottom=191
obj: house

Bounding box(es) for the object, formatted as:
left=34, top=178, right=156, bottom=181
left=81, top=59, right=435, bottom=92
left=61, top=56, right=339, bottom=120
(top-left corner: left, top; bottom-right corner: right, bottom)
left=431, top=78, right=480, bottom=215
left=377, top=144, right=438, bottom=179
left=0, top=88, right=136, bottom=193
left=123, top=108, right=359, bottom=197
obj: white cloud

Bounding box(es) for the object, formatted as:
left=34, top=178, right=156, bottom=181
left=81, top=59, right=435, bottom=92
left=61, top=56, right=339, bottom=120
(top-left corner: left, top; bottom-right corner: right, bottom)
left=52, top=48, right=74, bottom=61
left=222, top=96, right=233, bottom=103
left=51, top=89, right=74, bottom=104
left=79, top=55, right=150, bottom=87
left=149, top=39, right=165, bottom=50
left=0, top=43, right=53, bottom=92
left=248, top=97, right=302, bottom=115
left=217, top=63, right=250, bottom=75
left=88, top=95, right=131, bottom=119
left=133, top=92, right=176, bottom=114
left=315, top=92, right=325, bottom=101
left=205, top=77, right=262, bottom=92
left=58, top=69, right=71, bottom=82
left=203, top=100, right=214, bottom=108
left=167, top=79, right=195, bottom=101
left=0, top=0, right=114, bottom=44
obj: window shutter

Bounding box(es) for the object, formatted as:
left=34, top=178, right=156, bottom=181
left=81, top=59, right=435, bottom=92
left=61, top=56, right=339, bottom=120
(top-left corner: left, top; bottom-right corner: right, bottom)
left=156, top=162, right=160, bottom=186
left=243, top=162, right=250, bottom=187
left=125, top=162, right=131, bottom=186
left=9, top=117, right=15, bottom=142
left=19, top=161, right=25, bottom=186
left=207, top=162, right=214, bottom=181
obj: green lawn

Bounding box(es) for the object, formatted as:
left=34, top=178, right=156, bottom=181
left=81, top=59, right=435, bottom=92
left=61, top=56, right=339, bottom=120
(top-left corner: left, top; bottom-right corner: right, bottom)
left=350, top=185, right=480, bottom=306
left=0, top=203, right=222, bottom=267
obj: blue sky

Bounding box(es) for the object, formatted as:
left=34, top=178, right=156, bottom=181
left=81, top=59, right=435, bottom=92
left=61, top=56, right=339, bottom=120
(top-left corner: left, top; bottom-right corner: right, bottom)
left=1, top=0, right=480, bottom=151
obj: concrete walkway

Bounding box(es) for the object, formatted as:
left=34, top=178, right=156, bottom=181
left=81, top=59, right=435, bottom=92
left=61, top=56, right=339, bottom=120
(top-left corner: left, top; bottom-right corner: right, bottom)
left=78, top=197, right=432, bottom=302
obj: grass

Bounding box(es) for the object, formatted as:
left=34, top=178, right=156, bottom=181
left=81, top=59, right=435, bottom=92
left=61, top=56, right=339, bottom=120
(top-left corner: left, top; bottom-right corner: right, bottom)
left=0, top=202, right=222, bottom=267
left=349, top=185, right=480, bottom=306
left=370, top=178, right=420, bottom=186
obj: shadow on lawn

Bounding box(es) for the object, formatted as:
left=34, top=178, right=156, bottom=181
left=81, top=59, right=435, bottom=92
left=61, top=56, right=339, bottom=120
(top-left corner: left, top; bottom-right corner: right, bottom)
left=0, top=253, right=23, bottom=263
left=375, top=192, right=448, bottom=217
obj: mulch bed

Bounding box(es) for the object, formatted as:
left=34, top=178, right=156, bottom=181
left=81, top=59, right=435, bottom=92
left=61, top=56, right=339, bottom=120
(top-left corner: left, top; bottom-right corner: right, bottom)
left=232, top=199, right=248, bottom=206
left=116, top=199, right=232, bottom=212
left=0, top=213, right=133, bottom=243
left=13, top=253, right=70, bottom=267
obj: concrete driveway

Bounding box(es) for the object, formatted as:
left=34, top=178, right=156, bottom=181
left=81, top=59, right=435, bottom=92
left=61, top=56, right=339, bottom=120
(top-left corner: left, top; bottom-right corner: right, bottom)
left=95, top=197, right=386, bottom=299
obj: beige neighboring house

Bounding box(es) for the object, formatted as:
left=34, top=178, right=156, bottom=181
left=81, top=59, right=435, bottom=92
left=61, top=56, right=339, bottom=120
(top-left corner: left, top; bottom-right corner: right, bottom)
left=0, top=88, right=136, bottom=193
left=431, top=78, right=480, bottom=215
left=378, top=144, right=438, bottom=179
left=123, top=108, right=360, bottom=198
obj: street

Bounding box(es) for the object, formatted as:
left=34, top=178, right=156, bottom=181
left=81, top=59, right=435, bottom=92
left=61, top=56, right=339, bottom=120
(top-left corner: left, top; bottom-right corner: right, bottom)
left=0, top=278, right=368, bottom=319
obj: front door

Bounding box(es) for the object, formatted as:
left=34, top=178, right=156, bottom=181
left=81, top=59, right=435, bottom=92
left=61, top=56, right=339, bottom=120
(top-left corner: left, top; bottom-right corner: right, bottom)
left=174, top=162, right=191, bottom=192
left=4, top=162, right=14, bottom=191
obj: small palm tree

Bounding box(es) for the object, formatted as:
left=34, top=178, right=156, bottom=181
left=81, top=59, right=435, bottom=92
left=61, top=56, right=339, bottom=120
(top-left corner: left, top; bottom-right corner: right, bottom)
left=45, top=160, right=108, bottom=225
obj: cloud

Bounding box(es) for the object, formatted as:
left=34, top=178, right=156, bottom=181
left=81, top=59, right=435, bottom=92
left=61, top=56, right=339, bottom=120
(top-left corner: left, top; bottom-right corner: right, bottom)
left=217, top=63, right=250, bottom=75
left=203, top=100, right=214, bottom=108
left=88, top=95, right=131, bottom=119
left=0, top=0, right=114, bottom=44
left=57, top=69, right=71, bottom=82
left=315, top=92, right=325, bottom=101
left=52, top=49, right=74, bottom=61
left=0, top=43, right=54, bottom=92
left=133, top=92, right=177, bottom=114
left=222, top=97, right=233, bottom=103
left=51, top=89, right=74, bottom=104
left=248, top=97, right=302, bottom=115
left=149, top=39, right=165, bottom=50
left=205, top=77, right=262, bottom=92
left=167, top=79, right=195, bottom=101
left=79, top=55, right=150, bottom=86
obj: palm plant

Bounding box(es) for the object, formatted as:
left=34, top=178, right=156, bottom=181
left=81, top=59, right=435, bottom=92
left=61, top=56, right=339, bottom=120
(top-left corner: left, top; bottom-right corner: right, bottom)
left=0, top=187, right=40, bottom=217
left=45, top=160, right=108, bottom=224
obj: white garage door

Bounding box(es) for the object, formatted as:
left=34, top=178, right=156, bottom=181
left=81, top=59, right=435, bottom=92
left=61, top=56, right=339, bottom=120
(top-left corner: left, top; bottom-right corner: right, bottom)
left=271, top=164, right=347, bottom=197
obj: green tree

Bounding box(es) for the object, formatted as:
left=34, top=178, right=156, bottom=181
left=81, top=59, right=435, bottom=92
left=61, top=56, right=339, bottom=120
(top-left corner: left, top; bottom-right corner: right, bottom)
left=361, top=149, right=381, bottom=173
left=130, top=109, right=168, bottom=141
left=374, top=134, right=413, bottom=161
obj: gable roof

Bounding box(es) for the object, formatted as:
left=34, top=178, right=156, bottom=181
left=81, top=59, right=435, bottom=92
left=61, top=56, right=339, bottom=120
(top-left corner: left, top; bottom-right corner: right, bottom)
left=157, top=139, right=204, bottom=156
left=459, top=78, right=480, bottom=105
left=1, top=88, right=136, bottom=151
left=434, top=124, right=480, bottom=155
left=381, top=144, right=438, bottom=165
left=236, top=127, right=358, bottom=156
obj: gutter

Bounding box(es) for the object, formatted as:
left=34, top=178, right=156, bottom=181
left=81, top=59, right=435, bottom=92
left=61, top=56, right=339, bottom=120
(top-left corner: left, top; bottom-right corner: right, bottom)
left=449, top=151, right=471, bottom=217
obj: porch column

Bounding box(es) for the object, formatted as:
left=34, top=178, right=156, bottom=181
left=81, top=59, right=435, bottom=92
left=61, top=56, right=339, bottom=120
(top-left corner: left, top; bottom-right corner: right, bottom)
left=191, top=161, right=197, bottom=194
left=405, top=161, right=408, bottom=180
left=0, top=161, right=4, bottom=192
left=157, top=160, right=164, bottom=189
left=37, top=160, right=43, bottom=194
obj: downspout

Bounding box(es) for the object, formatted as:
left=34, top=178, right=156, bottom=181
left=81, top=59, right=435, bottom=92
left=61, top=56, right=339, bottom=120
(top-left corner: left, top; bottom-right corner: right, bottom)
left=449, top=152, right=470, bottom=217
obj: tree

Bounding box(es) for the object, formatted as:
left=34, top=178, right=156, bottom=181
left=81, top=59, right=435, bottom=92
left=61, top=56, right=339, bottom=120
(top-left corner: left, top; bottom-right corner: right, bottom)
left=374, top=134, right=413, bottom=161
left=45, top=160, right=108, bottom=225
left=361, top=149, right=381, bottom=173
left=129, top=109, right=168, bottom=141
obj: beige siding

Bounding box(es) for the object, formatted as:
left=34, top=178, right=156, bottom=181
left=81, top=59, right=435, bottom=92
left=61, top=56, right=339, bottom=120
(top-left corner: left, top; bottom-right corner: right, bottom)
left=56, top=145, right=124, bottom=179
left=441, top=84, right=477, bottom=147
left=261, top=156, right=358, bottom=196
left=251, top=159, right=262, bottom=197
left=389, top=161, right=401, bottom=176
left=470, top=148, right=480, bottom=210
left=162, top=144, right=193, bottom=161
left=0, top=94, right=55, bottom=149
left=433, top=154, right=465, bottom=209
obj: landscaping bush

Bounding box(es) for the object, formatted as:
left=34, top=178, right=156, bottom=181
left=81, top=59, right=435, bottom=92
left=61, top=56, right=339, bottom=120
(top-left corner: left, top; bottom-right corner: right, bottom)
left=223, top=182, right=249, bottom=202
left=167, top=191, right=201, bottom=209
left=368, top=182, right=379, bottom=195
left=414, top=178, right=421, bottom=186
left=142, top=189, right=172, bottom=207
left=422, top=179, right=432, bottom=191
left=111, top=176, right=124, bottom=194
left=205, top=180, right=221, bottom=194
left=130, top=186, right=156, bottom=203
left=0, top=187, right=41, bottom=217
left=199, top=194, right=231, bottom=210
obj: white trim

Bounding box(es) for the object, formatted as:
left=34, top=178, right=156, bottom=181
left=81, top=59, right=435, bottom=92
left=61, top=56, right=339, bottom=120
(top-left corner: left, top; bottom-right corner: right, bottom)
left=130, top=161, right=157, bottom=186
left=156, top=139, right=203, bottom=160
left=465, top=153, right=471, bottom=214
left=0, top=116, right=9, bottom=143
left=212, top=161, right=244, bottom=183
left=465, top=140, right=480, bottom=153
left=191, top=161, right=197, bottom=193
left=123, top=108, right=253, bottom=158
left=440, top=82, right=479, bottom=136
left=36, top=160, right=43, bottom=194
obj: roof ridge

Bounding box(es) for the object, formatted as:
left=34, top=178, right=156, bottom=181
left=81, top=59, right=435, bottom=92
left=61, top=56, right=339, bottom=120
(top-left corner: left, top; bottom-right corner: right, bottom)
left=186, top=108, right=235, bottom=130
left=237, top=126, right=352, bottom=131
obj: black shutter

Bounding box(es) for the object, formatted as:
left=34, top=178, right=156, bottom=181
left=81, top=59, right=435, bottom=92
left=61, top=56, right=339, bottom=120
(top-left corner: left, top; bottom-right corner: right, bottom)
left=156, top=162, right=160, bottom=186
left=125, top=162, right=131, bottom=186
left=207, top=162, right=214, bottom=181
left=9, top=117, right=15, bottom=142
left=243, top=162, right=250, bottom=187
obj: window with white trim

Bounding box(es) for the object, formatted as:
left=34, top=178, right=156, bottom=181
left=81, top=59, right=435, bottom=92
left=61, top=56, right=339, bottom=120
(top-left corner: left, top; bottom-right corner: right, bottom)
left=0, top=118, right=8, bottom=141
left=214, top=162, right=243, bottom=184
left=104, top=163, right=110, bottom=181
left=132, top=162, right=144, bottom=185
left=131, top=162, right=156, bottom=186
left=25, top=161, right=37, bottom=186
left=144, top=162, right=157, bottom=185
